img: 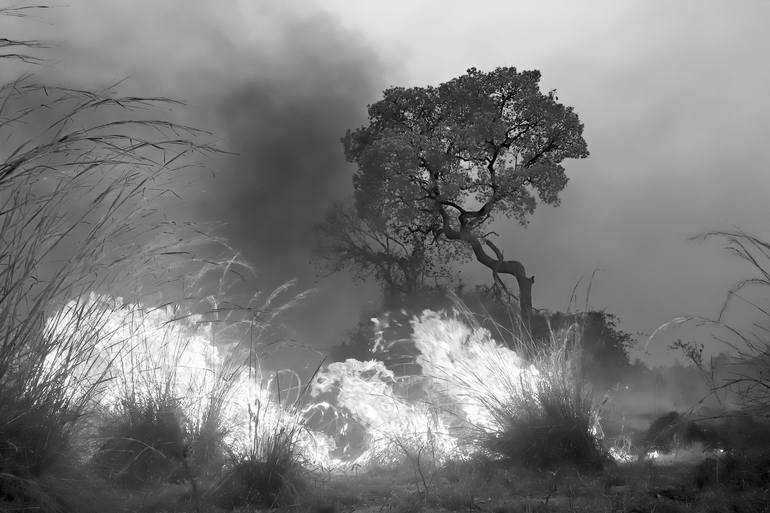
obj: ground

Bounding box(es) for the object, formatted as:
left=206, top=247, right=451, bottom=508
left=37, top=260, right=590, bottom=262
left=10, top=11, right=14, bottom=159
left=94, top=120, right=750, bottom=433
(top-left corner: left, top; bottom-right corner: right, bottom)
left=98, top=451, right=770, bottom=513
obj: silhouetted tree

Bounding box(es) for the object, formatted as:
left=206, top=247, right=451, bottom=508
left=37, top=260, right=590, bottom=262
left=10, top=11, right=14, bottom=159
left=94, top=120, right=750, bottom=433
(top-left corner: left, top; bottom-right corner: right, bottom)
left=340, top=67, right=589, bottom=329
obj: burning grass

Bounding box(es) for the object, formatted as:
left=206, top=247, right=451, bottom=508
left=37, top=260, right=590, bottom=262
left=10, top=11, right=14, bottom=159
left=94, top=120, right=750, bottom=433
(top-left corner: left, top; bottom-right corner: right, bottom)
left=411, top=308, right=606, bottom=470
left=302, top=306, right=609, bottom=474
left=0, top=10, right=303, bottom=508
left=0, top=96, right=223, bottom=513
left=4, top=267, right=616, bottom=510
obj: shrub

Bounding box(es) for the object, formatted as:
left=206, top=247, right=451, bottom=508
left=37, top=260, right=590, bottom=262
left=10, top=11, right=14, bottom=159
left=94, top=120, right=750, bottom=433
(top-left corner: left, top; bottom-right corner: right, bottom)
left=694, top=452, right=770, bottom=491
left=478, top=325, right=606, bottom=469
left=484, top=368, right=605, bottom=469
left=642, top=411, right=718, bottom=454
left=212, top=452, right=303, bottom=510
left=91, top=396, right=187, bottom=486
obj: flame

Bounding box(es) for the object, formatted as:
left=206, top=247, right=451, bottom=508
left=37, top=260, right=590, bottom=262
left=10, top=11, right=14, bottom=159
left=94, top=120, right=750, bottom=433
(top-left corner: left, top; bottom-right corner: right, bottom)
left=44, top=293, right=340, bottom=467
left=411, top=311, right=541, bottom=431
left=46, top=296, right=612, bottom=471
left=45, top=293, right=222, bottom=413
left=309, top=358, right=461, bottom=468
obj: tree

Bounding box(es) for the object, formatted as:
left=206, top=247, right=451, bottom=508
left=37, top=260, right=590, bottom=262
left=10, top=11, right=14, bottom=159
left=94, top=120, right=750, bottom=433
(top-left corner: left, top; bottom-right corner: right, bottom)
left=342, top=67, right=589, bottom=329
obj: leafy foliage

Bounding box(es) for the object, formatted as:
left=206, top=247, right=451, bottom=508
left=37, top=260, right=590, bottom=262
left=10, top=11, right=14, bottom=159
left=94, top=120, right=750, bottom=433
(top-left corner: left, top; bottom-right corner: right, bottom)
left=344, top=67, right=588, bottom=231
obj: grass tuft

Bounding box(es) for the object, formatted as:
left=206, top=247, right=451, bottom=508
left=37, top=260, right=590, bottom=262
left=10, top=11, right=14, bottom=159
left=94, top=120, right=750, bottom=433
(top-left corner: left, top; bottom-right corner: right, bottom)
left=483, top=327, right=606, bottom=469
left=208, top=377, right=311, bottom=510
left=91, top=396, right=187, bottom=487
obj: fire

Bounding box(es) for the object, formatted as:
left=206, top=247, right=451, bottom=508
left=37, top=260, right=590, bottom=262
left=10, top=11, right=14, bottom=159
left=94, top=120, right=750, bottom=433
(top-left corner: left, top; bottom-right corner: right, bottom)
left=45, top=295, right=610, bottom=471
left=411, top=311, right=541, bottom=432
left=44, top=293, right=223, bottom=415
left=309, top=358, right=461, bottom=467
left=44, top=293, right=341, bottom=466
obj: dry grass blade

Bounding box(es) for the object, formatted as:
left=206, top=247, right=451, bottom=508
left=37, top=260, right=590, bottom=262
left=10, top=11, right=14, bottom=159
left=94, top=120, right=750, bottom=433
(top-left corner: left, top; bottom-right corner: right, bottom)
left=681, top=229, right=770, bottom=416
left=0, top=75, right=226, bottom=187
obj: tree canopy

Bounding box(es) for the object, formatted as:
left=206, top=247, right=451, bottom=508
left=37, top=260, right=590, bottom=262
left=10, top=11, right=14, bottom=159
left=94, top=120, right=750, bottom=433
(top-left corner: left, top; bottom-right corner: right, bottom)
left=339, top=66, right=589, bottom=327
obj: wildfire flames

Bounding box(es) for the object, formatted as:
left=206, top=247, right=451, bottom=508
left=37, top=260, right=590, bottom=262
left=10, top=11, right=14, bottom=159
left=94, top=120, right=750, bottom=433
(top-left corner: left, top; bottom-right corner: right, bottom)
left=44, top=293, right=629, bottom=471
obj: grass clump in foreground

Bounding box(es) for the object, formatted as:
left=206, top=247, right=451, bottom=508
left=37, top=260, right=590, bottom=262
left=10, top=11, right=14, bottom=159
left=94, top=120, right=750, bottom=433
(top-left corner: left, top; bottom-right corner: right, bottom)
left=84, top=299, right=239, bottom=489
left=92, top=396, right=188, bottom=487
left=483, top=331, right=606, bottom=470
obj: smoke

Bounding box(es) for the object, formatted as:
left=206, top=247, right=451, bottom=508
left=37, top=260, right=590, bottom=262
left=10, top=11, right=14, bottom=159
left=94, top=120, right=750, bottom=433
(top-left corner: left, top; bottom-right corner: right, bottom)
left=210, top=48, right=380, bottom=279
left=0, top=1, right=396, bottom=358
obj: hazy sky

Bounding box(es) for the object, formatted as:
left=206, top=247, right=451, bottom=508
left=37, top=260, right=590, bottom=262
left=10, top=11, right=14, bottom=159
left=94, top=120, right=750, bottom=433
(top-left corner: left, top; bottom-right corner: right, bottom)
left=10, top=1, right=770, bottom=366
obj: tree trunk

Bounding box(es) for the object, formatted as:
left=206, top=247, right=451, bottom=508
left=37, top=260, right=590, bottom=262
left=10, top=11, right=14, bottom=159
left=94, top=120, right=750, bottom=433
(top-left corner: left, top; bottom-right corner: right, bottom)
left=514, top=273, right=534, bottom=332
left=459, top=236, right=535, bottom=332
left=436, top=208, right=535, bottom=332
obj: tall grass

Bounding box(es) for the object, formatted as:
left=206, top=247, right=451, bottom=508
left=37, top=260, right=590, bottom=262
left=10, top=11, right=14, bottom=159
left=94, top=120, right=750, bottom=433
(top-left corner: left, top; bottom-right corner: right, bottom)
left=83, top=278, right=312, bottom=485
left=313, top=299, right=606, bottom=471
left=0, top=8, right=240, bottom=508
left=688, top=230, right=770, bottom=417
left=208, top=369, right=327, bottom=510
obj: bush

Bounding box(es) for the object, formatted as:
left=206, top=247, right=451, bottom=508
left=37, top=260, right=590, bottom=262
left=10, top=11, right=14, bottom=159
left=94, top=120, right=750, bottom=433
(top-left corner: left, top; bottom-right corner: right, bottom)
left=641, top=411, right=722, bottom=454
left=484, top=375, right=605, bottom=469
left=0, top=396, right=122, bottom=512
left=91, top=396, right=187, bottom=487
left=0, top=396, right=76, bottom=506
left=201, top=362, right=330, bottom=510
left=694, top=451, right=770, bottom=491
left=480, top=329, right=606, bottom=469
left=212, top=455, right=302, bottom=510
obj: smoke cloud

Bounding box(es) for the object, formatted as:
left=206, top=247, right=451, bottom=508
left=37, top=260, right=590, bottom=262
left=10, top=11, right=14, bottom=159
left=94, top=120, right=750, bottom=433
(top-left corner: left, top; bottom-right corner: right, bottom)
left=3, top=1, right=395, bottom=365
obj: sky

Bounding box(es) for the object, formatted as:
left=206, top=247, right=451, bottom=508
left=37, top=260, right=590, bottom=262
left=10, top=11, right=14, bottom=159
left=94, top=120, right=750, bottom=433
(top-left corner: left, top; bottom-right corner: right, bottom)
left=6, top=0, right=770, bottom=367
